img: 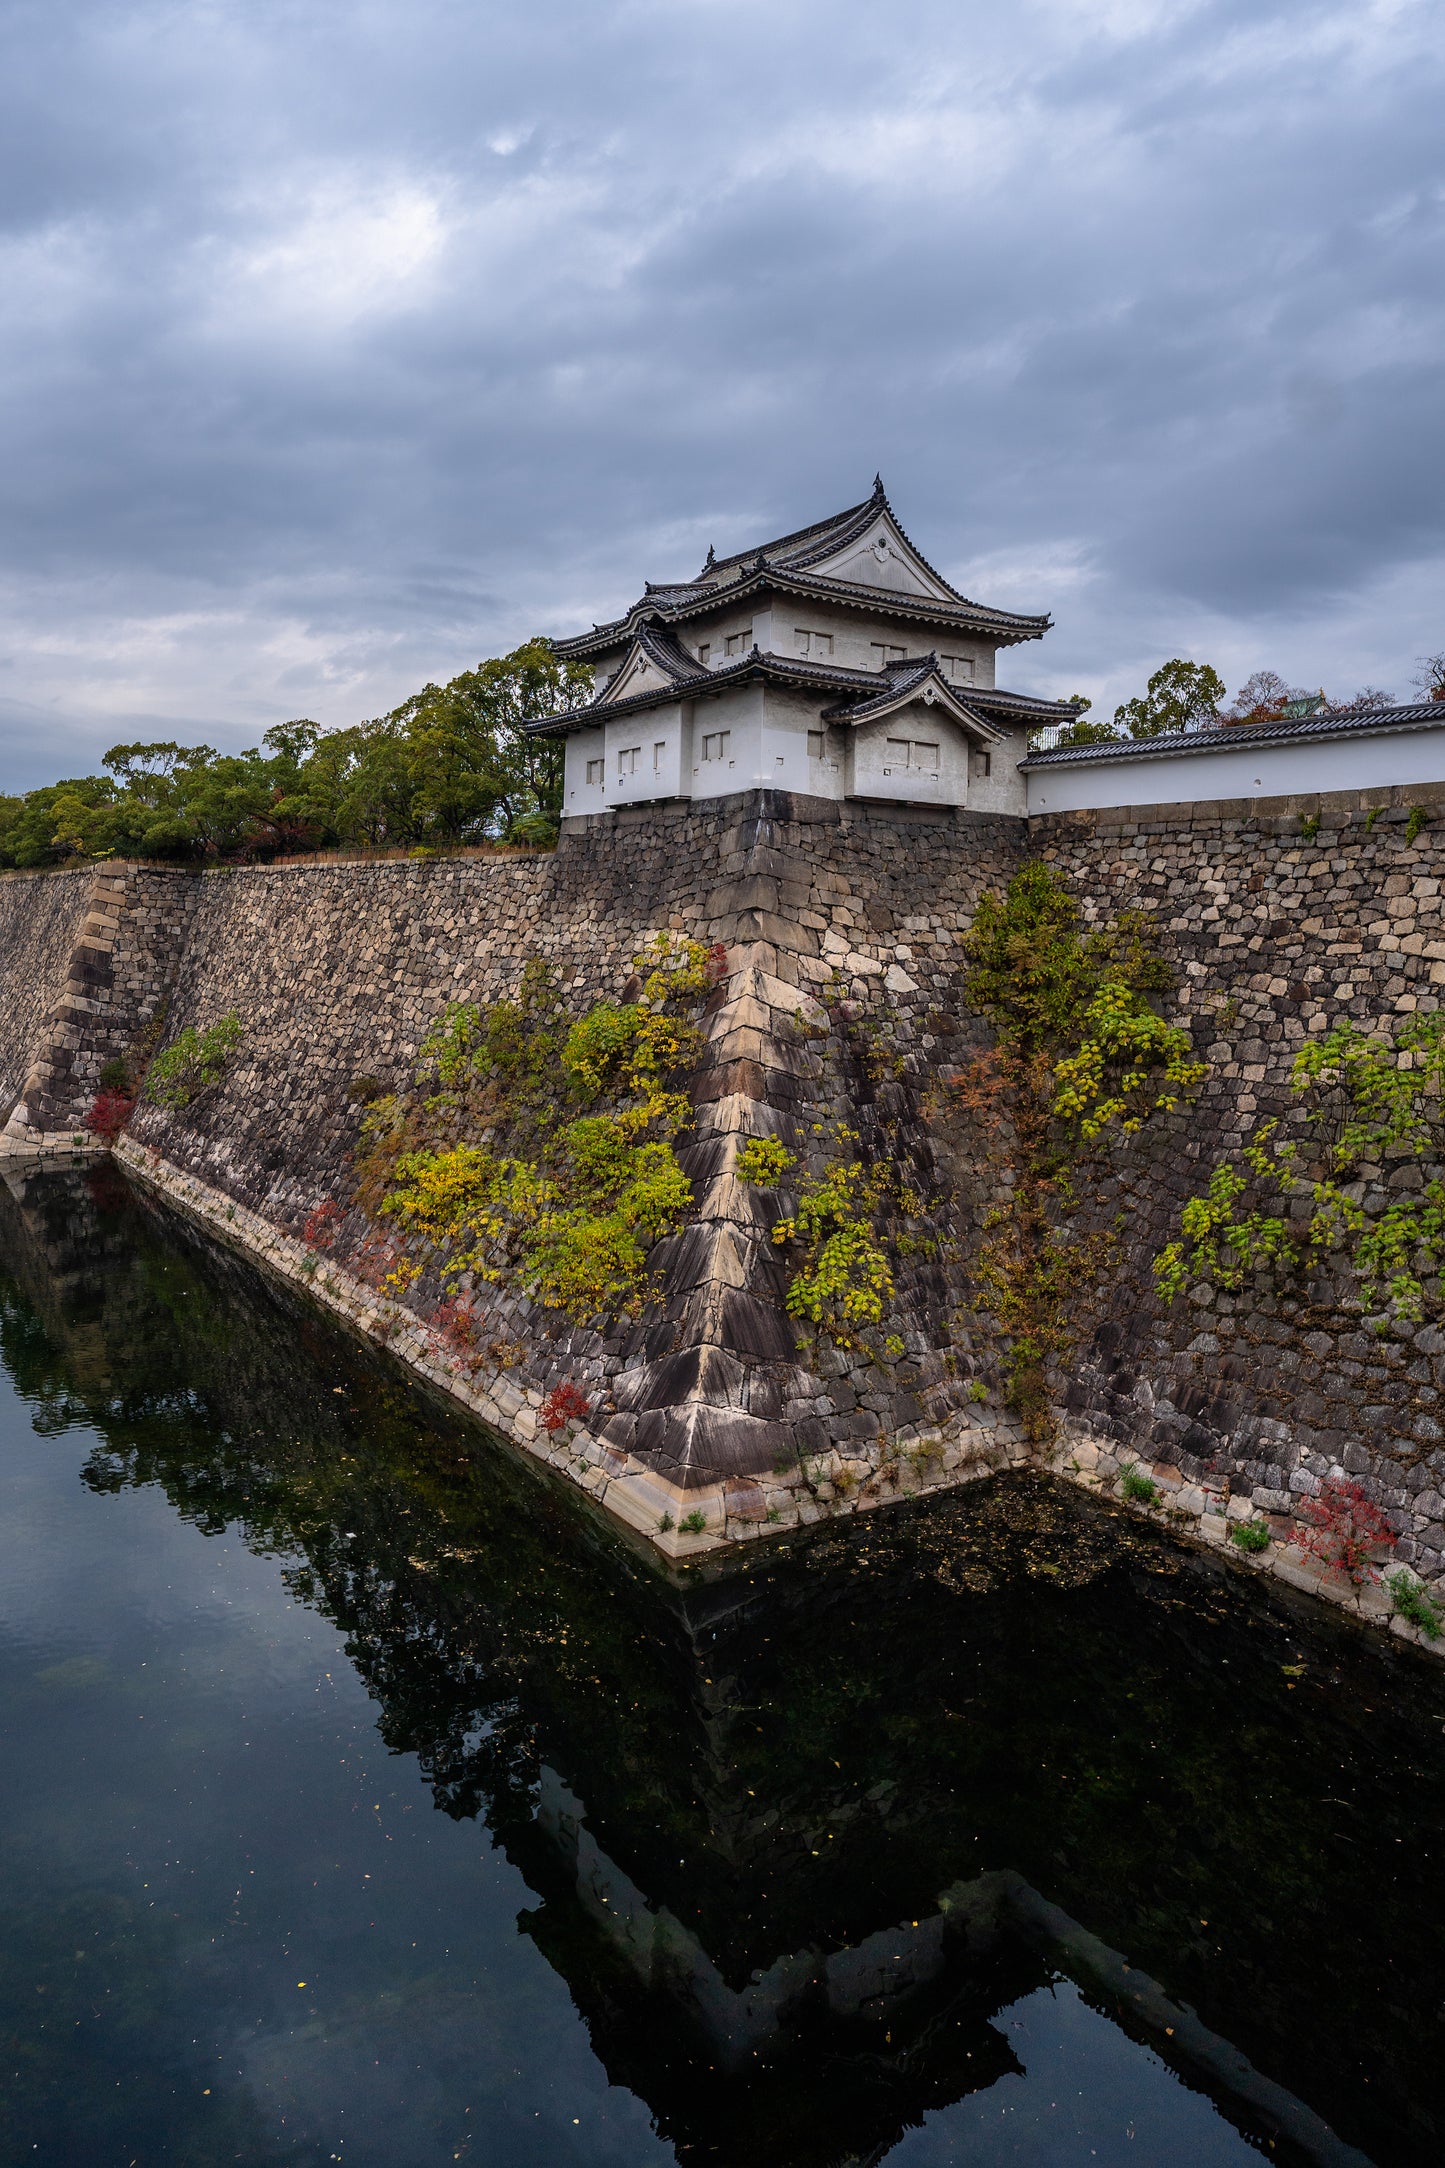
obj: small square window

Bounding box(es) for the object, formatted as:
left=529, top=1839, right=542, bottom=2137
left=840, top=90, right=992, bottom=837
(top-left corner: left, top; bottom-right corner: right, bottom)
left=807, top=730, right=825, bottom=759
left=702, top=730, right=731, bottom=762
left=724, top=629, right=752, bottom=657
left=883, top=737, right=940, bottom=777
left=795, top=629, right=834, bottom=657
left=871, top=642, right=907, bottom=669
left=585, top=757, right=604, bottom=785
left=697, top=644, right=710, bottom=666
left=940, top=653, right=976, bottom=682
left=618, top=746, right=639, bottom=777
left=972, top=748, right=992, bottom=779
left=654, top=741, right=667, bottom=770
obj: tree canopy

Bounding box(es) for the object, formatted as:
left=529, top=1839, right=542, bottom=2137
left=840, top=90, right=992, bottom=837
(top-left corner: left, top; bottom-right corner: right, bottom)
left=1112, top=658, right=1226, bottom=739
left=0, top=639, right=591, bottom=869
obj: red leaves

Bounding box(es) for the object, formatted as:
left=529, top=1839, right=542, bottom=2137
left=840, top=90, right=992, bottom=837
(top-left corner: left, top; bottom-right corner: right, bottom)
left=708, top=942, right=730, bottom=984
left=539, top=1378, right=590, bottom=1434
left=431, top=1298, right=480, bottom=1352
left=85, top=1089, right=134, bottom=1144
left=1293, top=1477, right=1395, bottom=1584
left=303, top=1199, right=344, bottom=1250
left=353, top=1233, right=404, bottom=1289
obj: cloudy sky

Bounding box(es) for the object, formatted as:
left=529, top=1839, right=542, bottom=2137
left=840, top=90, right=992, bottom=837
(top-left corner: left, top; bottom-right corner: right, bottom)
left=1, top=0, right=1442, bottom=789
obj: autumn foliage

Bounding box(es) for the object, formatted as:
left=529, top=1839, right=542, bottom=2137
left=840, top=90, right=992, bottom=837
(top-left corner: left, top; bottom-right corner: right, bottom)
left=302, top=1198, right=344, bottom=1250
left=540, top=1379, right=590, bottom=1434
left=85, top=1089, right=135, bottom=1143
left=1292, top=1477, right=1395, bottom=1584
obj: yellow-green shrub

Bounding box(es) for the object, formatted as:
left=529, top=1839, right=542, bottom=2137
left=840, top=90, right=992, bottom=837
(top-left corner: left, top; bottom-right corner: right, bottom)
left=736, top=1129, right=900, bottom=1343
left=361, top=937, right=719, bottom=1324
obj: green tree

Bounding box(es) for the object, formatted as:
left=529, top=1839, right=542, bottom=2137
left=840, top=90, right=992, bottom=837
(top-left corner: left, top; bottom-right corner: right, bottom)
left=1113, top=659, right=1224, bottom=740
left=0, top=640, right=590, bottom=868
left=290, top=639, right=591, bottom=850
left=0, top=775, right=135, bottom=867
left=389, top=638, right=592, bottom=845
left=290, top=723, right=418, bottom=847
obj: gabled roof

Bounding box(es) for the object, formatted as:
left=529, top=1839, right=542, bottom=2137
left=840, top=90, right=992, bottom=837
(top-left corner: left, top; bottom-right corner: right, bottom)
left=695, top=475, right=962, bottom=595
left=552, top=480, right=1051, bottom=660
left=695, top=481, right=889, bottom=583
left=820, top=655, right=1004, bottom=740
left=525, top=645, right=1077, bottom=739
left=1022, top=699, right=1445, bottom=770
left=593, top=624, right=710, bottom=705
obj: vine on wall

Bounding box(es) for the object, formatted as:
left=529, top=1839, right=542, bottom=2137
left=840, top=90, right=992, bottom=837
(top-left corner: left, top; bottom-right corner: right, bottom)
left=353, top=938, right=725, bottom=1322
left=144, top=1013, right=243, bottom=1110
left=1157, top=1011, right=1445, bottom=1326
left=735, top=967, right=940, bottom=1356
left=735, top=1130, right=904, bottom=1346
left=955, top=863, right=1205, bottom=1439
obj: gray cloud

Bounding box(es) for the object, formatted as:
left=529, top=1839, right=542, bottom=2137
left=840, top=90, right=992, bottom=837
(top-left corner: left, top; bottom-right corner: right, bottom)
left=0, top=0, right=1442, bottom=786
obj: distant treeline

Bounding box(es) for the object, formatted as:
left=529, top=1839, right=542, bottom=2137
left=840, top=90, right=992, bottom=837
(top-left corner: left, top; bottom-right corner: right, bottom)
left=1049, top=657, right=1444, bottom=750
left=0, top=639, right=592, bottom=869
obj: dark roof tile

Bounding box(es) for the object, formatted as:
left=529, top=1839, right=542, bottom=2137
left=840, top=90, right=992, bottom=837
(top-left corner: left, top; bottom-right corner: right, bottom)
left=552, top=481, right=1049, bottom=660
left=526, top=644, right=1075, bottom=737
left=1023, top=700, right=1445, bottom=769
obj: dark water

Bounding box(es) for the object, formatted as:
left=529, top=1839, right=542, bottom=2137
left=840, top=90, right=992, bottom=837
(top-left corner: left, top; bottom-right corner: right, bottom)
left=2, top=1170, right=1443, bottom=2168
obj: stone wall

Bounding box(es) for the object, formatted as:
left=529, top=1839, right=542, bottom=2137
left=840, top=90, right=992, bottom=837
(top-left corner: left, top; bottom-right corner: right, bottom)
left=112, top=792, right=1025, bottom=1239
left=3, top=784, right=1445, bottom=1621
left=110, top=795, right=1032, bottom=1544
left=1037, top=780, right=1445, bottom=1595
left=0, top=869, right=92, bottom=1126
left=1, top=863, right=199, bottom=1148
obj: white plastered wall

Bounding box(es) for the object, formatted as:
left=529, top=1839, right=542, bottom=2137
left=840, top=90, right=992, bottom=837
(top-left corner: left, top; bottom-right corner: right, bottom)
left=607, top=702, right=686, bottom=807
left=967, top=725, right=1030, bottom=817
left=758, top=684, right=838, bottom=796
left=752, top=594, right=995, bottom=685
left=563, top=726, right=607, bottom=815
left=688, top=683, right=763, bottom=799
left=845, top=704, right=971, bottom=809
left=807, top=513, right=955, bottom=603
left=682, top=608, right=759, bottom=670
left=1024, top=722, right=1445, bottom=815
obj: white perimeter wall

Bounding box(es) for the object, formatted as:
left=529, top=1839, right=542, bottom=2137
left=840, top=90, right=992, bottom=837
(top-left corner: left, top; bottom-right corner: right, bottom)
left=1025, top=723, right=1445, bottom=816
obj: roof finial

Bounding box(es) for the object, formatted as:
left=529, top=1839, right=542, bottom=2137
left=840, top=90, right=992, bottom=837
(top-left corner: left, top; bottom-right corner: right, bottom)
left=704, top=544, right=715, bottom=568
left=872, top=471, right=885, bottom=497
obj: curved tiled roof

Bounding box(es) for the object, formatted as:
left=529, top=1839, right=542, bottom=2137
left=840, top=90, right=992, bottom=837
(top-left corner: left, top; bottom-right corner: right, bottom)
left=695, top=481, right=886, bottom=581
left=819, top=655, right=1000, bottom=737
left=552, top=481, right=1050, bottom=660
left=555, top=563, right=1049, bottom=661
left=629, top=623, right=711, bottom=684
left=525, top=644, right=1077, bottom=738
left=1022, top=699, right=1445, bottom=770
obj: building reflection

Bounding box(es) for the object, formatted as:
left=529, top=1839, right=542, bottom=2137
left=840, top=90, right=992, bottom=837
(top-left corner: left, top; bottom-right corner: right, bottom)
left=2, top=1162, right=1436, bottom=2166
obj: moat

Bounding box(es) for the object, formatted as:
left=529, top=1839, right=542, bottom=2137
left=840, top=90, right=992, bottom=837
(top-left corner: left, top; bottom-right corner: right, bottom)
left=2, top=1163, right=1443, bottom=2167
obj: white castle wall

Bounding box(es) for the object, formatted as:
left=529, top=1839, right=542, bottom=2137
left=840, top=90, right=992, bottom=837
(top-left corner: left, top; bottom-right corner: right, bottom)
left=1026, top=716, right=1445, bottom=815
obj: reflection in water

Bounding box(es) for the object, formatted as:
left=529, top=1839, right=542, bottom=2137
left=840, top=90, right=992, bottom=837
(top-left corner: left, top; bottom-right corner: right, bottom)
left=1, top=1164, right=1442, bottom=2166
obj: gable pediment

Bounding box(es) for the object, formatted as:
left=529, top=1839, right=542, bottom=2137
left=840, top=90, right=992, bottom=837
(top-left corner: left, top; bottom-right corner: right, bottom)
left=822, top=660, right=1003, bottom=742
left=598, top=635, right=693, bottom=705
left=601, top=651, right=661, bottom=703
left=806, top=513, right=957, bottom=603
